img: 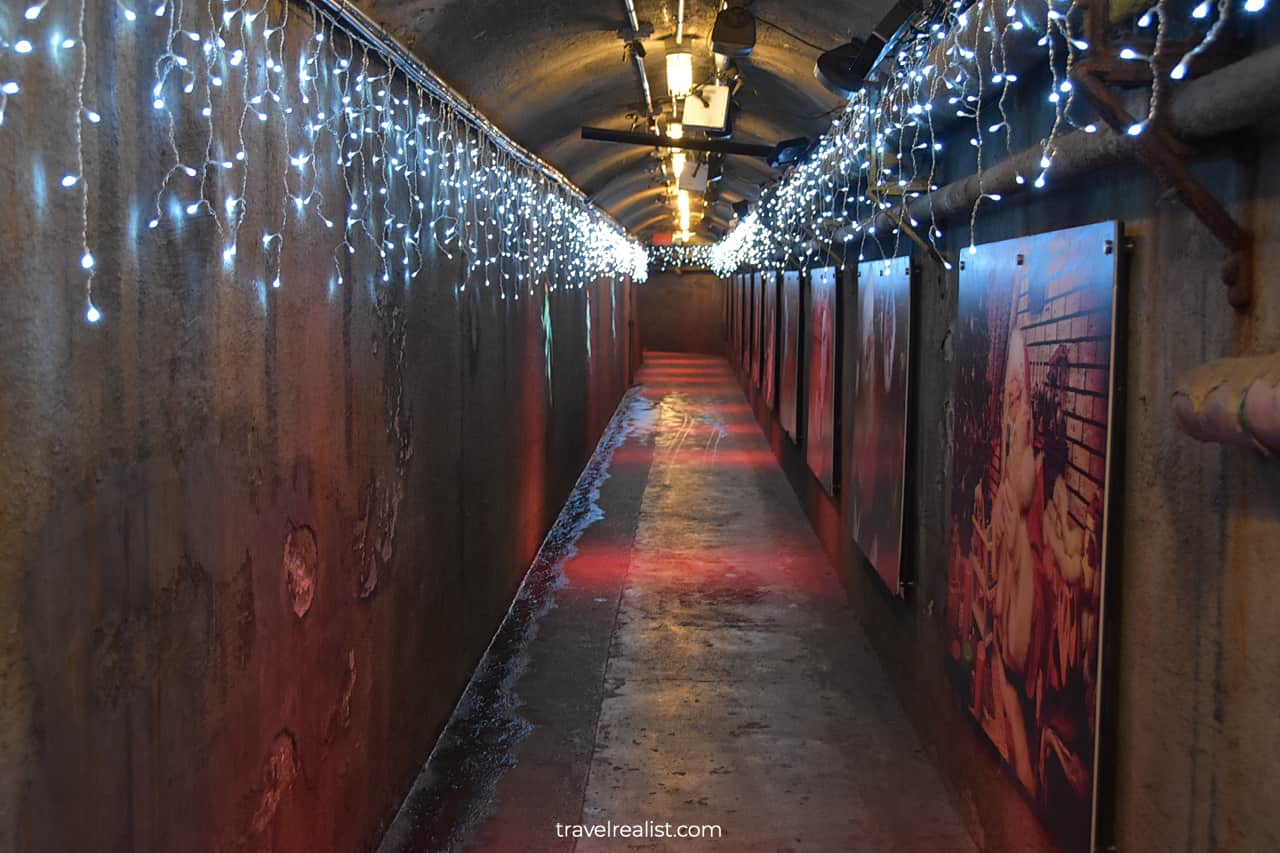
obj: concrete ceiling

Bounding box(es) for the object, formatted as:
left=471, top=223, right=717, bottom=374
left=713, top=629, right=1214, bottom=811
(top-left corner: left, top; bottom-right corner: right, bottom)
left=357, top=0, right=888, bottom=240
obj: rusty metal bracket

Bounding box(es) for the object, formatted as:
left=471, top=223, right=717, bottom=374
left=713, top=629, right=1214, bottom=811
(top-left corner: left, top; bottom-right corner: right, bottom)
left=1073, top=0, right=1252, bottom=309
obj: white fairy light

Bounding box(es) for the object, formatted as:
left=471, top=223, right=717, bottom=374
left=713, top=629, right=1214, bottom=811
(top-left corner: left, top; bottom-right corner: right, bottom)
left=6, top=0, right=643, bottom=324
left=700, top=0, right=1246, bottom=277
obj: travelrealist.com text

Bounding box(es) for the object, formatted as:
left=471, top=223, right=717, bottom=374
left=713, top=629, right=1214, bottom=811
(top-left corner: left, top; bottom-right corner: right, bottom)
left=554, top=821, right=723, bottom=839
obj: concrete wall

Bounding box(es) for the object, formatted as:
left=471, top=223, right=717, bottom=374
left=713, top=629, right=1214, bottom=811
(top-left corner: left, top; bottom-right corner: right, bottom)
left=0, top=7, right=634, bottom=853
left=638, top=271, right=726, bottom=355
left=723, top=64, right=1280, bottom=853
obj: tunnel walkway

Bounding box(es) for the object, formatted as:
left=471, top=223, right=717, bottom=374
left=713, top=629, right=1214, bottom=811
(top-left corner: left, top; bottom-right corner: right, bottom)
left=381, top=353, right=975, bottom=853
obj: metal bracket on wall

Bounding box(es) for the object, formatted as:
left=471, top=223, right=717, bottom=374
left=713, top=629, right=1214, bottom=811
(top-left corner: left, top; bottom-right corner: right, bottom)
left=1073, top=0, right=1253, bottom=309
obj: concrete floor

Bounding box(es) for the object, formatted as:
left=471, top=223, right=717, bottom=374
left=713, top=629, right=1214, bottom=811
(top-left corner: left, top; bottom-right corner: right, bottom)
left=381, top=354, right=975, bottom=853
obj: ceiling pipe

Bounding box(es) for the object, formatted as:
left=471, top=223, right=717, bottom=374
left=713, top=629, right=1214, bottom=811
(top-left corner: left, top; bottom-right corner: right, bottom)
left=865, top=44, right=1280, bottom=236
left=622, top=0, right=655, bottom=115
left=582, top=126, right=776, bottom=157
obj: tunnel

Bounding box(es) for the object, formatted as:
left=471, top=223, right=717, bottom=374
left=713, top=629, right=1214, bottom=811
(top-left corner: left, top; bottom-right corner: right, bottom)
left=2, top=0, right=1280, bottom=851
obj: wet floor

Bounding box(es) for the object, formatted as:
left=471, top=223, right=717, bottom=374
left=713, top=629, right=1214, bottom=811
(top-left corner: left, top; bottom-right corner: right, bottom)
left=378, top=353, right=975, bottom=853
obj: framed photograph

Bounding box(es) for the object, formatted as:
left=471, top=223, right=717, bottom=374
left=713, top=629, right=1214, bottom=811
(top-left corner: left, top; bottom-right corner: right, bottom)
left=806, top=266, right=838, bottom=495
left=751, top=271, right=763, bottom=388
left=850, top=257, right=911, bottom=594
left=780, top=271, right=802, bottom=440
left=727, top=275, right=734, bottom=363
left=735, top=273, right=745, bottom=368
left=762, top=271, right=778, bottom=410
left=944, top=221, right=1121, bottom=853
left=731, top=274, right=741, bottom=366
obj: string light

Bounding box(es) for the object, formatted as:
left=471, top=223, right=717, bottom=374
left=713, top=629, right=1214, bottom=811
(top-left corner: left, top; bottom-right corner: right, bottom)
left=702, top=0, right=1242, bottom=277
left=648, top=243, right=714, bottom=271
left=1, top=0, right=646, bottom=326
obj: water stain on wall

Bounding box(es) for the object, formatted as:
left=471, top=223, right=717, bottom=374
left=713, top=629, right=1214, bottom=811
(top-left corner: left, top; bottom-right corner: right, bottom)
left=283, top=524, right=319, bottom=619
left=248, top=730, right=300, bottom=837
left=354, top=476, right=402, bottom=599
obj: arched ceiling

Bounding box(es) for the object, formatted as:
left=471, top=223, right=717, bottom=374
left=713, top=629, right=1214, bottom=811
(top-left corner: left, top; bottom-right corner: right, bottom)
left=356, top=0, right=889, bottom=241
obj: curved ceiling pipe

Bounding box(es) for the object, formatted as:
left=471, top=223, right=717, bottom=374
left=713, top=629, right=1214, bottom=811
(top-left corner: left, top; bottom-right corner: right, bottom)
left=1173, top=354, right=1280, bottom=455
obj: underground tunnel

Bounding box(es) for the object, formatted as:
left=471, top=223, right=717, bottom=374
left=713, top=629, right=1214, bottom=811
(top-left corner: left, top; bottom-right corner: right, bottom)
left=1, top=0, right=1279, bottom=851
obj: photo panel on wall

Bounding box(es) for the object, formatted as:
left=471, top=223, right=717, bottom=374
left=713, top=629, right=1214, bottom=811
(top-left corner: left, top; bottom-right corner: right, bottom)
left=735, top=273, right=746, bottom=369
left=806, top=266, right=838, bottom=496
left=762, top=271, right=778, bottom=411
left=780, top=270, right=802, bottom=441
left=943, top=221, right=1123, bottom=853
left=751, top=271, right=763, bottom=389
left=850, top=256, right=912, bottom=595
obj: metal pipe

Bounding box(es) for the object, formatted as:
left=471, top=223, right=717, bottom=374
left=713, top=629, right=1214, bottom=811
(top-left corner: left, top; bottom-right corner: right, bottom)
left=1173, top=354, right=1280, bottom=455
left=1166, top=43, right=1280, bottom=138
left=868, top=43, right=1280, bottom=233
left=582, top=126, right=776, bottom=157
left=677, top=0, right=685, bottom=45
left=622, top=0, right=655, bottom=115
left=634, top=54, right=655, bottom=115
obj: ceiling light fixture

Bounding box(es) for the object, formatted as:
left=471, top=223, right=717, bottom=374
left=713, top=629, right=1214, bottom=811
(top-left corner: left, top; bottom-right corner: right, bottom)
left=666, top=48, right=693, bottom=100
